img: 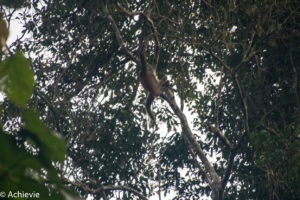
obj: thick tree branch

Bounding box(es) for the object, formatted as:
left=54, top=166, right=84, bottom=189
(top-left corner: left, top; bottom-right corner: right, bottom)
left=182, top=133, right=213, bottom=185
left=160, top=92, right=222, bottom=199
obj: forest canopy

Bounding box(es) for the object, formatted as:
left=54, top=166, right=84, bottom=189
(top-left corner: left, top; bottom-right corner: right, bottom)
left=1, top=0, right=300, bottom=200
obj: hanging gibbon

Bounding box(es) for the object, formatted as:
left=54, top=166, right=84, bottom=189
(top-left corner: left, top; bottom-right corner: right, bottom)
left=139, top=38, right=171, bottom=126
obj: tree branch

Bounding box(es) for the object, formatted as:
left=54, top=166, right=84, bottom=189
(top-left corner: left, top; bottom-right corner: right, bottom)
left=233, top=75, right=249, bottom=134
left=215, top=67, right=224, bottom=127
left=182, top=133, right=213, bottom=185
left=221, top=151, right=235, bottom=190
left=227, top=73, right=250, bottom=155
left=117, top=2, right=160, bottom=71
left=193, top=41, right=231, bottom=72
left=210, top=125, right=233, bottom=150
left=35, top=90, right=61, bottom=132
left=289, top=39, right=300, bottom=115
left=217, top=74, right=252, bottom=192
left=64, top=178, right=148, bottom=200
left=116, top=2, right=143, bottom=16
left=103, top=0, right=139, bottom=63
left=212, top=67, right=233, bottom=149
left=160, top=92, right=222, bottom=199
left=142, top=13, right=160, bottom=72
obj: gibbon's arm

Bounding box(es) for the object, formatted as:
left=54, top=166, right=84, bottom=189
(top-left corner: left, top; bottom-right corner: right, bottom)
left=140, top=37, right=148, bottom=74
left=145, top=93, right=156, bottom=125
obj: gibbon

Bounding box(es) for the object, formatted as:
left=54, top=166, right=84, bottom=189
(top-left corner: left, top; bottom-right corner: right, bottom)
left=139, top=38, right=170, bottom=126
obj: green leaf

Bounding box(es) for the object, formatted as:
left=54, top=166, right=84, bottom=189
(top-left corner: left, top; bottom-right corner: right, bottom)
left=23, top=108, right=66, bottom=162
left=0, top=132, right=66, bottom=200
left=0, top=51, right=34, bottom=106
left=0, top=132, right=42, bottom=184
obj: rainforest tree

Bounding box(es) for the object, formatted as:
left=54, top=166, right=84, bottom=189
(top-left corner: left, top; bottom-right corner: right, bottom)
left=1, top=0, right=300, bottom=199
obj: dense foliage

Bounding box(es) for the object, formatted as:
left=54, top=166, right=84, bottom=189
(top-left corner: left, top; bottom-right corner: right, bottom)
left=1, top=0, right=300, bottom=199
left=0, top=8, right=77, bottom=199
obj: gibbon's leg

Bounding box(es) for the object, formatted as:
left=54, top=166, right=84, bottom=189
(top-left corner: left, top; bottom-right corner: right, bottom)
left=162, top=80, right=169, bottom=87
left=160, top=84, right=175, bottom=107
left=146, top=93, right=156, bottom=126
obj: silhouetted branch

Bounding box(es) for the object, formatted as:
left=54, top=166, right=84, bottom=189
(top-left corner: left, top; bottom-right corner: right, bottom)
left=64, top=178, right=148, bottom=200
left=103, top=0, right=139, bottom=63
